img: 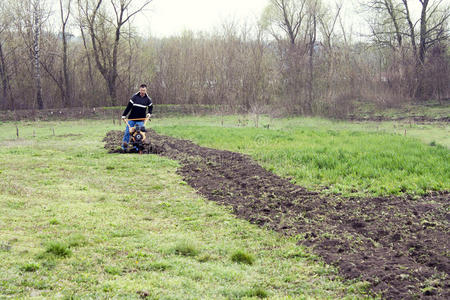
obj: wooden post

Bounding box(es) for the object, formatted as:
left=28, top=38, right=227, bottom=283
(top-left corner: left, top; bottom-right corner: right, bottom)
left=16, top=125, right=19, bottom=139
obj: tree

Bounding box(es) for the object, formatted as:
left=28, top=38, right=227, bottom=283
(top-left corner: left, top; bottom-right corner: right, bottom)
left=362, top=0, right=450, bottom=99
left=261, top=0, right=323, bottom=114
left=32, top=0, right=44, bottom=109
left=59, top=0, right=72, bottom=107
left=0, top=1, right=14, bottom=109
left=261, top=0, right=308, bottom=46
left=78, top=0, right=153, bottom=106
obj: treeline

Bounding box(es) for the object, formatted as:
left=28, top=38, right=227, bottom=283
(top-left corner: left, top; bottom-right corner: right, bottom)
left=0, top=0, right=448, bottom=117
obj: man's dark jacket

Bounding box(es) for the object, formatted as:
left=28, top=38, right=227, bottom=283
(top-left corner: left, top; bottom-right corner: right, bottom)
left=122, top=92, right=153, bottom=119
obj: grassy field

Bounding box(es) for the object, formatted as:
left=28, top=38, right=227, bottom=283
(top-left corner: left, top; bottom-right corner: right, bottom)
left=152, top=115, right=449, bottom=196
left=0, top=116, right=448, bottom=298
left=0, top=119, right=372, bottom=299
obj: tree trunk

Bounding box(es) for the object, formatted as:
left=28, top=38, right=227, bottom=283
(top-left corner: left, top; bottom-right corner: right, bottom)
left=61, top=29, right=71, bottom=106
left=79, top=25, right=94, bottom=92
left=33, top=0, right=43, bottom=109
left=415, top=0, right=429, bottom=100
left=60, top=0, right=71, bottom=107
left=107, top=75, right=116, bottom=106
left=0, top=42, right=13, bottom=110
left=401, top=0, right=417, bottom=57
left=109, top=24, right=121, bottom=106
left=308, top=13, right=316, bottom=114
left=419, top=0, right=429, bottom=65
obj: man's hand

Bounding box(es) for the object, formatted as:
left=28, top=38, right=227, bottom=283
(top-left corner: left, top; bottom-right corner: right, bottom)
left=121, top=115, right=126, bottom=119
left=147, top=113, right=152, bottom=118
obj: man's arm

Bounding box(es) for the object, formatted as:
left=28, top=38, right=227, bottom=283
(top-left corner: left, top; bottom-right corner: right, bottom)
left=122, top=98, right=134, bottom=117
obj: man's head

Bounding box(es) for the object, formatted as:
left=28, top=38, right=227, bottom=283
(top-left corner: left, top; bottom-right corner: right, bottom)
left=139, top=84, right=147, bottom=97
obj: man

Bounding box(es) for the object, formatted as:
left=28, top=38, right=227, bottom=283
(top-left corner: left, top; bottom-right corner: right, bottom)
left=121, top=84, right=153, bottom=150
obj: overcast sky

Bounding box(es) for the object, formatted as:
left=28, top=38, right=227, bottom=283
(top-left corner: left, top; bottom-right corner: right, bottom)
left=49, top=0, right=427, bottom=39
left=141, top=0, right=431, bottom=37
left=139, top=0, right=270, bottom=37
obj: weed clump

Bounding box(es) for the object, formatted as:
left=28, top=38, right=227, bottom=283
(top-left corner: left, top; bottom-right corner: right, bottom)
left=245, top=287, right=268, bottom=298
left=21, top=262, right=40, bottom=272
left=141, top=261, right=172, bottom=272
left=173, top=241, right=199, bottom=257
left=45, top=242, right=72, bottom=257
left=49, top=219, right=60, bottom=225
left=104, top=266, right=121, bottom=275
left=231, top=250, right=255, bottom=265
left=224, top=287, right=268, bottom=299
left=67, top=234, right=87, bottom=248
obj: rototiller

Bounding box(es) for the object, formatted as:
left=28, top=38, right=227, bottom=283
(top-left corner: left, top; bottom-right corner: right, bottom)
left=122, top=115, right=151, bottom=154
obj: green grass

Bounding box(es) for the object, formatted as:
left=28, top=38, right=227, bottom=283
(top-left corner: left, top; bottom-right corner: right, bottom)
left=0, top=119, right=370, bottom=298
left=153, top=115, right=449, bottom=197
left=44, top=242, right=72, bottom=258
left=231, top=250, right=255, bottom=265
left=173, top=240, right=199, bottom=257
left=20, top=263, right=40, bottom=272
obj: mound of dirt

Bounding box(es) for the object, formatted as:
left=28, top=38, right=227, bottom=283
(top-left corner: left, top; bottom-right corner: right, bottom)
left=104, top=130, right=449, bottom=299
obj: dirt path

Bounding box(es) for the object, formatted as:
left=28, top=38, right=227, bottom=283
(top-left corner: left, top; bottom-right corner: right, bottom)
left=104, top=130, right=449, bottom=299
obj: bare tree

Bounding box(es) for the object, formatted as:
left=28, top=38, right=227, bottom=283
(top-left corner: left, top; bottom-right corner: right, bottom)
left=362, top=0, right=450, bottom=100
left=76, top=3, right=95, bottom=93
left=262, top=0, right=308, bottom=45
left=59, top=0, right=72, bottom=107
left=262, top=0, right=321, bottom=114
left=306, top=0, right=320, bottom=111
left=413, top=0, right=449, bottom=98
left=0, top=1, right=14, bottom=109
left=78, top=0, right=153, bottom=106
left=32, top=0, right=44, bottom=109
left=366, top=0, right=404, bottom=49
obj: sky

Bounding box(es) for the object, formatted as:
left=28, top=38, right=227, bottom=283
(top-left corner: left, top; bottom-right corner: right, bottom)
left=48, top=0, right=428, bottom=39
left=139, top=0, right=270, bottom=37
left=134, top=0, right=387, bottom=38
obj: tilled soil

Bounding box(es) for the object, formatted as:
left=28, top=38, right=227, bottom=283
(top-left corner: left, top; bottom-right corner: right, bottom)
left=347, top=115, right=450, bottom=123
left=104, top=130, right=449, bottom=299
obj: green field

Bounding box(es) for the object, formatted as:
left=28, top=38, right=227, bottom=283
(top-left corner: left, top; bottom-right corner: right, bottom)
left=0, top=119, right=373, bottom=299
left=152, top=116, right=449, bottom=196
left=0, top=115, right=448, bottom=298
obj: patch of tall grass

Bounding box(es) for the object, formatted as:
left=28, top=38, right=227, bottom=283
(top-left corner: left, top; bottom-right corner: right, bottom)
left=155, top=124, right=449, bottom=196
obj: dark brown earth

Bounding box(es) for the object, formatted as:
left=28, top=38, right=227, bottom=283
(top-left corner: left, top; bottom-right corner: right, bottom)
left=347, top=115, right=450, bottom=123
left=0, top=106, right=217, bottom=121
left=104, top=130, right=449, bottom=299
left=1, top=107, right=449, bottom=123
